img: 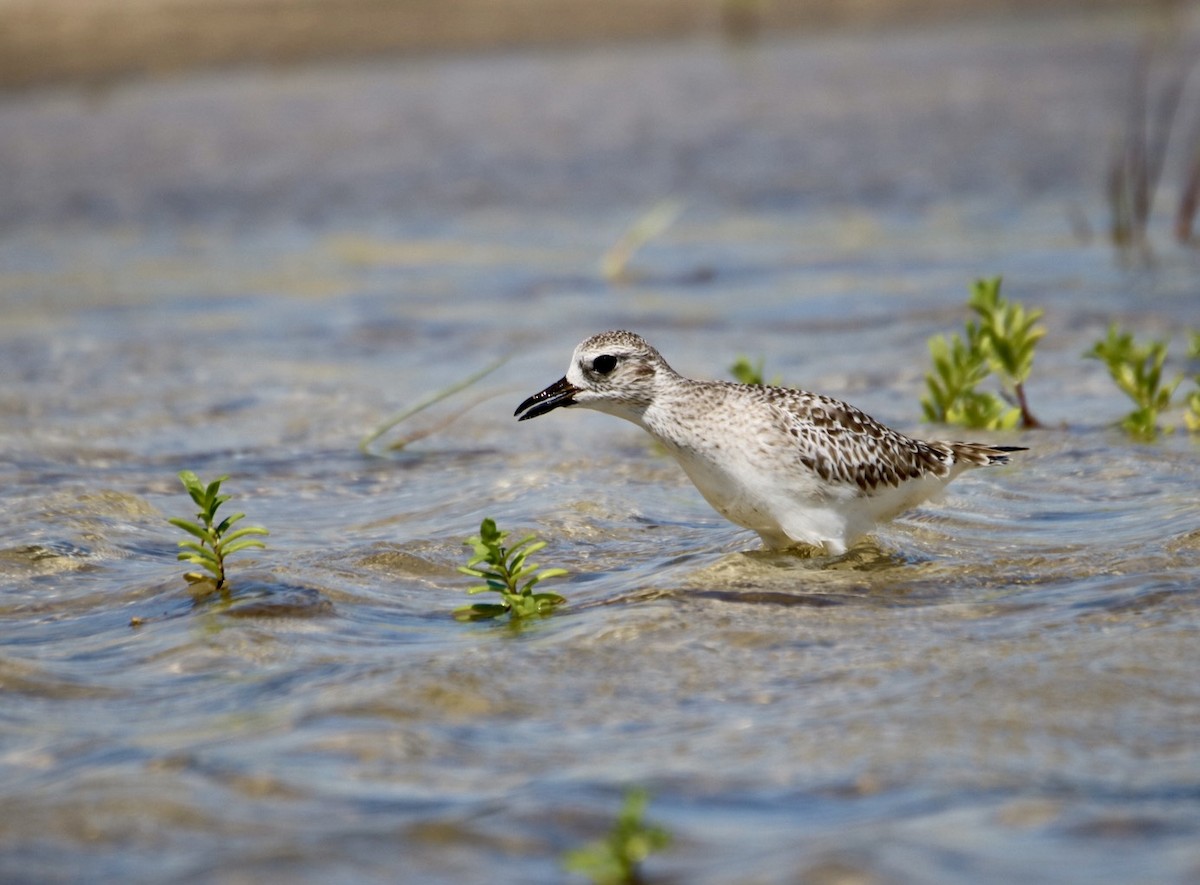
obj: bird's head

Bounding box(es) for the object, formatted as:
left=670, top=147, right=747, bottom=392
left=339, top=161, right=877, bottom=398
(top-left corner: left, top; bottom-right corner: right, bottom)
left=514, top=330, right=671, bottom=423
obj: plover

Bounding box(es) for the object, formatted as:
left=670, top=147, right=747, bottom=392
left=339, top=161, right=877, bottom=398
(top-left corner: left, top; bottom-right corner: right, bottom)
left=515, top=330, right=1026, bottom=554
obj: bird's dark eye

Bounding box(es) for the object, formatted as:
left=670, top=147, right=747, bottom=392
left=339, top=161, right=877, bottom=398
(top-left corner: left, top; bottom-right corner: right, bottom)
left=592, top=354, right=618, bottom=375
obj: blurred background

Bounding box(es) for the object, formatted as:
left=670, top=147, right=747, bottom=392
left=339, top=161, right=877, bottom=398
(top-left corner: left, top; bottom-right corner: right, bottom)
left=0, top=0, right=1163, bottom=90
left=3, top=2, right=1200, bottom=884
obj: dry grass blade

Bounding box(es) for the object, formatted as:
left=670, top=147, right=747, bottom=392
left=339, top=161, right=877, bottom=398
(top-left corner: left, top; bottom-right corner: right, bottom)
left=600, top=199, right=683, bottom=284
left=358, top=356, right=507, bottom=455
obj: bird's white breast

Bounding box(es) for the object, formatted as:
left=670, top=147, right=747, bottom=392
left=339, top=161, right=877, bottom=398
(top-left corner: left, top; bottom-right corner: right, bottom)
left=641, top=386, right=853, bottom=547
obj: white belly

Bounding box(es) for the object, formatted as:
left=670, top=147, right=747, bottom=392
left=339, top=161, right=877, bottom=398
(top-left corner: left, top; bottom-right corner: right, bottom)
left=662, top=435, right=949, bottom=554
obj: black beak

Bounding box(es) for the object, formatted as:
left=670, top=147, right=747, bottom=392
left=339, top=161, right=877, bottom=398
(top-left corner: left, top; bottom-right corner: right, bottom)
left=514, top=376, right=580, bottom=421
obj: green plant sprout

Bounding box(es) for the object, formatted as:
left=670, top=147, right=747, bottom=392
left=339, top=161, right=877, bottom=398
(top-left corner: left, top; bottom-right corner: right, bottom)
left=564, top=788, right=671, bottom=885
left=730, top=355, right=781, bottom=387
left=969, top=276, right=1044, bottom=427
left=1183, top=331, right=1200, bottom=433
left=168, top=471, right=268, bottom=590
left=1187, top=389, right=1200, bottom=434
left=454, top=518, right=567, bottom=621
left=922, top=322, right=1015, bottom=430
left=922, top=277, right=1043, bottom=430
left=1086, top=324, right=1181, bottom=439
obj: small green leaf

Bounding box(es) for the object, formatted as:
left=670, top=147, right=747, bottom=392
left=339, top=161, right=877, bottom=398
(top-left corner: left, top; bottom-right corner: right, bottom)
left=177, top=539, right=219, bottom=559
left=454, top=603, right=511, bottom=621
left=221, top=539, right=267, bottom=556
left=479, top=518, right=501, bottom=544
left=203, top=477, right=225, bottom=502
left=219, top=525, right=268, bottom=544
left=513, top=535, right=543, bottom=552
left=177, top=553, right=220, bottom=577
left=167, top=518, right=209, bottom=540
left=178, top=550, right=218, bottom=566
left=215, top=512, right=247, bottom=535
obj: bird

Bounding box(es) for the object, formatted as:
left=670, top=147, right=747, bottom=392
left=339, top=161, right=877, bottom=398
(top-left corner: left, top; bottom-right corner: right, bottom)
left=514, top=330, right=1026, bottom=555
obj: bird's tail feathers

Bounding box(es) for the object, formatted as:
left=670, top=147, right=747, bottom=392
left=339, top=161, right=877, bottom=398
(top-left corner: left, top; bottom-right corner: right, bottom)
left=949, top=442, right=1028, bottom=467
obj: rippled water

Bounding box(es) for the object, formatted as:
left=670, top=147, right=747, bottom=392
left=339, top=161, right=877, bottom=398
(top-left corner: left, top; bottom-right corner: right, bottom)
left=3, top=8, right=1200, bottom=884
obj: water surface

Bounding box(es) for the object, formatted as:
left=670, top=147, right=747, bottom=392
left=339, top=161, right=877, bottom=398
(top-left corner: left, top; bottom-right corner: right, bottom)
left=2, top=9, right=1199, bottom=884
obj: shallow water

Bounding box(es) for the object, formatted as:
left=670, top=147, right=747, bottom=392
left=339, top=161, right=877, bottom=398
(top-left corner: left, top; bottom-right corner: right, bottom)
left=3, top=8, right=1200, bottom=884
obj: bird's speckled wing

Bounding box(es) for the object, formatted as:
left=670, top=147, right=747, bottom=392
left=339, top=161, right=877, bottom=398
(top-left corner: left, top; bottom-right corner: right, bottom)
left=752, top=386, right=955, bottom=494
